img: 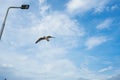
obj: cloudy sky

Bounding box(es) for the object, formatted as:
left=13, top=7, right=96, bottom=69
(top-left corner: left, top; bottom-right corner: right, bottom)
left=0, top=0, right=120, bottom=80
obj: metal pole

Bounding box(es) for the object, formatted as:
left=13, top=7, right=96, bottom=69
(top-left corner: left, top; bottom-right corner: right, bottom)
left=0, top=7, right=21, bottom=40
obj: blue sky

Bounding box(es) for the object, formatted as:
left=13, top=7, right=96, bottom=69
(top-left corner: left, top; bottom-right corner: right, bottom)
left=0, top=0, right=120, bottom=80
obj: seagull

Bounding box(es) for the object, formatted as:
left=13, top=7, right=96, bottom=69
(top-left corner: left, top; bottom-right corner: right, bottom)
left=35, top=36, right=55, bottom=44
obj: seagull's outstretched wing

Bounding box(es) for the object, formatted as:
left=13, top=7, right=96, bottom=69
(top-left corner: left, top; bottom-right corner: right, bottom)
left=47, top=36, right=54, bottom=38
left=35, top=37, right=45, bottom=44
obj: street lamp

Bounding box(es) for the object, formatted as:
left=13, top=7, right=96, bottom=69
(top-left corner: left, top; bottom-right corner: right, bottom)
left=0, top=4, right=29, bottom=40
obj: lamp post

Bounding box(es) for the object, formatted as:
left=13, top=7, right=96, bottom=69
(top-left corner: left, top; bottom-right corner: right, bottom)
left=0, top=4, right=29, bottom=40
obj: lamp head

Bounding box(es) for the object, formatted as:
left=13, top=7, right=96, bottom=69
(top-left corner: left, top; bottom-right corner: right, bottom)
left=21, top=4, right=29, bottom=9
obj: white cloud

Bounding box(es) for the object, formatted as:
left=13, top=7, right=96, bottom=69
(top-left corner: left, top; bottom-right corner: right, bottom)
left=0, top=0, right=116, bottom=80
left=1, top=63, right=14, bottom=68
left=38, top=0, right=45, bottom=4
left=111, top=5, right=119, bottom=11
left=0, top=1, right=85, bottom=80
left=66, top=0, right=110, bottom=14
left=2, top=12, right=84, bottom=49
left=0, top=0, right=25, bottom=23
left=96, top=19, right=113, bottom=30
left=66, top=55, right=110, bottom=80
left=0, top=48, right=81, bottom=80
left=0, top=43, right=112, bottom=80
left=107, top=74, right=120, bottom=80
left=31, top=12, right=84, bottom=37
left=98, top=66, right=113, bottom=73
left=85, top=36, right=108, bottom=49
left=94, top=0, right=110, bottom=13
left=38, top=0, right=51, bottom=16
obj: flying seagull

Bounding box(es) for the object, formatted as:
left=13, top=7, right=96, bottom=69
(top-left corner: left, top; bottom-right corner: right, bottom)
left=35, top=36, right=55, bottom=44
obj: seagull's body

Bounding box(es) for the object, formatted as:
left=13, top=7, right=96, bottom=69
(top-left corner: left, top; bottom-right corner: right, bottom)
left=35, top=36, right=54, bottom=44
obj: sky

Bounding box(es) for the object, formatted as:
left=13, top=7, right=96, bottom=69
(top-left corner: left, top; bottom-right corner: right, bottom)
left=0, top=0, right=120, bottom=80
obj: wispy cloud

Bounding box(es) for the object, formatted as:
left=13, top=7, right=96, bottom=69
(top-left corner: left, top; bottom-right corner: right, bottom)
left=111, top=5, right=119, bottom=11
left=0, top=0, right=119, bottom=80
left=96, top=18, right=113, bottom=30
left=98, top=66, right=113, bottom=73
left=38, top=0, right=51, bottom=16
left=0, top=0, right=25, bottom=22
left=107, top=74, right=120, bottom=80
left=0, top=0, right=85, bottom=80
left=85, top=36, right=108, bottom=50
left=106, top=4, right=119, bottom=11
left=1, top=63, right=14, bottom=68
left=66, top=0, right=110, bottom=14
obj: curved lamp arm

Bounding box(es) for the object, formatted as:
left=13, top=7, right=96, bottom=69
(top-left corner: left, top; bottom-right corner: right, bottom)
left=0, top=4, right=29, bottom=40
